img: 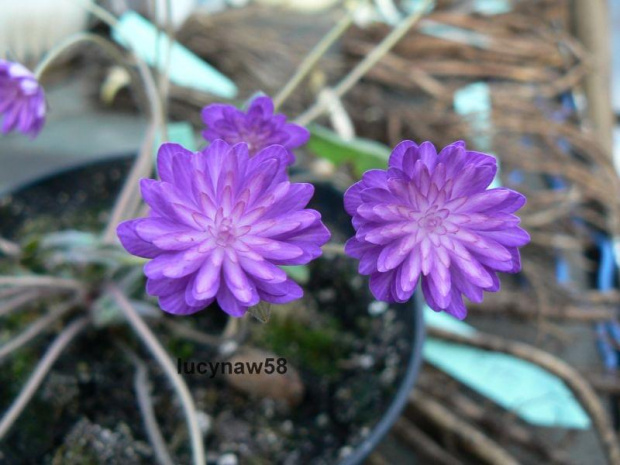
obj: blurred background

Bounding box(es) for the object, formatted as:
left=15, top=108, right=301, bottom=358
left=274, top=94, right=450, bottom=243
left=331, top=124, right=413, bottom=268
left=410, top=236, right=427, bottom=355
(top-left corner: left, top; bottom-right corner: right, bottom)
left=1, top=0, right=620, bottom=464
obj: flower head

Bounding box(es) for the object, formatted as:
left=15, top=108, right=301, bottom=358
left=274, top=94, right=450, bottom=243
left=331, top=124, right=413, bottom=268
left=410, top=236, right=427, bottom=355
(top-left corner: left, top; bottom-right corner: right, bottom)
left=344, top=140, right=529, bottom=319
left=201, top=95, right=309, bottom=165
left=0, top=60, right=46, bottom=138
left=117, top=140, right=330, bottom=317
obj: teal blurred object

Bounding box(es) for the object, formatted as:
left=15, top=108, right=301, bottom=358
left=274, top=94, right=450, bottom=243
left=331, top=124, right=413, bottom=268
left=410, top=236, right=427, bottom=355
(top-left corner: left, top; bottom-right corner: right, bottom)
left=112, top=11, right=238, bottom=99
left=423, top=306, right=591, bottom=429
left=453, top=82, right=501, bottom=189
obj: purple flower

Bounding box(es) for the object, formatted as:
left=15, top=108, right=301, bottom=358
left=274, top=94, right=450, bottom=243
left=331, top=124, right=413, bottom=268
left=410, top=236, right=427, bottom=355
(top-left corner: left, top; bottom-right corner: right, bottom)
left=344, top=140, right=529, bottom=320
left=201, top=95, right=309, bottom=165
left=0, top=60, right=46, bottom=138
left=117, top=140, right=330, bottom=317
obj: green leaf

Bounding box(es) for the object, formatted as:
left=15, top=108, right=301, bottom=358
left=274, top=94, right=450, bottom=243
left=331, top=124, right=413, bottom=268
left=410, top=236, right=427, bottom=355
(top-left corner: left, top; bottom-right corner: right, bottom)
left=280, top=265, right=310, bottom=284
left=40, top=231, right=99, bottom=250
left=306, top=124, right=390, bottom=177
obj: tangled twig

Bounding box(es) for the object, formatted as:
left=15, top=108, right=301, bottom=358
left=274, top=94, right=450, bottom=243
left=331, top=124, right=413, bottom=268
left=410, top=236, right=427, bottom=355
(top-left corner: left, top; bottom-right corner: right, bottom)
left=408, top=391, right=521, bottom=465
left=428, top=327, right=620, bottom=465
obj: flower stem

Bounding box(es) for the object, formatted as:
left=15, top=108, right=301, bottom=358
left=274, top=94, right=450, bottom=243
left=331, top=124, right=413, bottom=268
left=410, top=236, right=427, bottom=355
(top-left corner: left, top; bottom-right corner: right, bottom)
left=294, top=0, right=433, bottom=126
left=0, top=317, right=89, bottom=439
left=34, top=33, right=126, bottom=81
left=67, top=1, right=167, bottom=243
left=273, top=10, right=355, bottom=110
left=109, top=284, right=206, bottom=465
left=102, top=122, right=157, bottom=243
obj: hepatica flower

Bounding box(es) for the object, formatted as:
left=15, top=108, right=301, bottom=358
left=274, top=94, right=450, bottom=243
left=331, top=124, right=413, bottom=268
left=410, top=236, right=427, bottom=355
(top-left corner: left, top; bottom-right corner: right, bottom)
left=201, top=95, right=309, bottom=164
left=0, top=60, right=46, bottom=138
left=117, top=141, right=330, bottom=317
left=344, top=140, right=529, bottom=319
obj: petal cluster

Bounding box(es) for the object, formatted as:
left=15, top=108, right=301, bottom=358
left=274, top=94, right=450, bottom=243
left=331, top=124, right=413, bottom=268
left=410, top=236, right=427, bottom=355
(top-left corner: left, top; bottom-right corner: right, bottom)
left=117, top=141, right=330, bottom=317
left=201, top=95, right=309, bottom=165
left=344, top=140, right=529, bottom=319
left=0, top=60, right=46, bottom=138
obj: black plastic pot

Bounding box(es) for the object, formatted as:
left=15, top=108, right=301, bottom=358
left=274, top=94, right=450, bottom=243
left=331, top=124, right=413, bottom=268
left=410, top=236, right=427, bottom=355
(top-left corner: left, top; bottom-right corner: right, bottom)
left=0, top=155, right=424, bottom=464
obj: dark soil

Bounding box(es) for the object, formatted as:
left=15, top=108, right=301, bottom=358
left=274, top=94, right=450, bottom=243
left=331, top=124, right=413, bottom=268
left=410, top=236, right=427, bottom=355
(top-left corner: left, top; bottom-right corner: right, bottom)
left=0, top=158, right=416, bottom=464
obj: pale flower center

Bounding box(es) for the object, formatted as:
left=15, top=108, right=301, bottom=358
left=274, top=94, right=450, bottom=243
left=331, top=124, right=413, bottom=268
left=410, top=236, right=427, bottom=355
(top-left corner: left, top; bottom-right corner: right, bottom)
left=418, top=206, right=449, bottom=235
left=209, top=217, right=237, bottom=247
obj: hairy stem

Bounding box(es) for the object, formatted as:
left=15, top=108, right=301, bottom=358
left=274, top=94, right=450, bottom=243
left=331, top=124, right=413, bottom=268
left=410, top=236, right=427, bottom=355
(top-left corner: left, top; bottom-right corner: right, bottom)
left=294, top=0, right=433, bottom=126
left=273, top=10, right=355, bottom=110
left=109, top=284, right=205, bottom=465
left=134, top=359, right=175, bottom=465
left=0, top=317, right=89, bottom=439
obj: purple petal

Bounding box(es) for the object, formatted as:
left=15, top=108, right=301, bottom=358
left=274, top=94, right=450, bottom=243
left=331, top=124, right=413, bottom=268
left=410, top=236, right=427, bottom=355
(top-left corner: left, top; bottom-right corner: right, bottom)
left=256, top=278, right=303, bottom=304
left=117, top=220, right=160, bottom=258
left=216, top=284, right=248, bottom=317
left=159, top=291, right=207, bottom=315
left=283, top=123, right=310, bottom=147
left=388, top=140, right=418, bottom=170
left=344, top=170, right=388, bottom=216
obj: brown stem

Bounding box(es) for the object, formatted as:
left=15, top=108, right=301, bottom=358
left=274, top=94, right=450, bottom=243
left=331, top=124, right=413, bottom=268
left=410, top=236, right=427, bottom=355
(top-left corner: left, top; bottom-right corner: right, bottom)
left=417, top=374, right=572, bottom=464
left=392, top=417, right=464, bottom=465
left=408, top=391, right=521, bottom=465
left=294, top=0, right=433, bottom=125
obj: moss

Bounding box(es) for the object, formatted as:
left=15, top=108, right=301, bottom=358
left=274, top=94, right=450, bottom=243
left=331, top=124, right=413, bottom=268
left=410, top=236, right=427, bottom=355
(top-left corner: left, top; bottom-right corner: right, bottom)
left=166, top=337, right=195, bottom=360
left=253, top=314, right=347, bottom=379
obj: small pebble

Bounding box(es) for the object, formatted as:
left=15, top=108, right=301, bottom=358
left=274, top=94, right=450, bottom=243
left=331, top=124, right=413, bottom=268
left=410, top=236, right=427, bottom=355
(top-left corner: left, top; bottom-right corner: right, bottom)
left=318, top=288, right=336, bottom=302
left=368, top=300, right=388, bottom=316
left=217, top=453, right=238, bottom=465
left=311, top=158, right=336, bottom=177
left=338, top=446, right=354, bottom=459
left=196, top=411, right=212, bottom=436
left=281, top=420, right=294, bottom=435
left=358, top=354, right=374, bottom=369
left=380, top=366, right=397, bottom=385
left=315, top=413, right=329, bottom=428
left=219, top=340, right=238, bottom=356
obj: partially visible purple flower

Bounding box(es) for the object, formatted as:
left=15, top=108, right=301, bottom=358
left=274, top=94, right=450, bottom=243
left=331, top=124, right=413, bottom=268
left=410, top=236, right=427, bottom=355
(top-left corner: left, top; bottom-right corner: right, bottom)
left=0, top=60, right=46, bottom=138
left=117, top=140, right=330, bottom=317
left=344, top=140, right=529, bottom=320
left=201, top=95, right=309, bottom=165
